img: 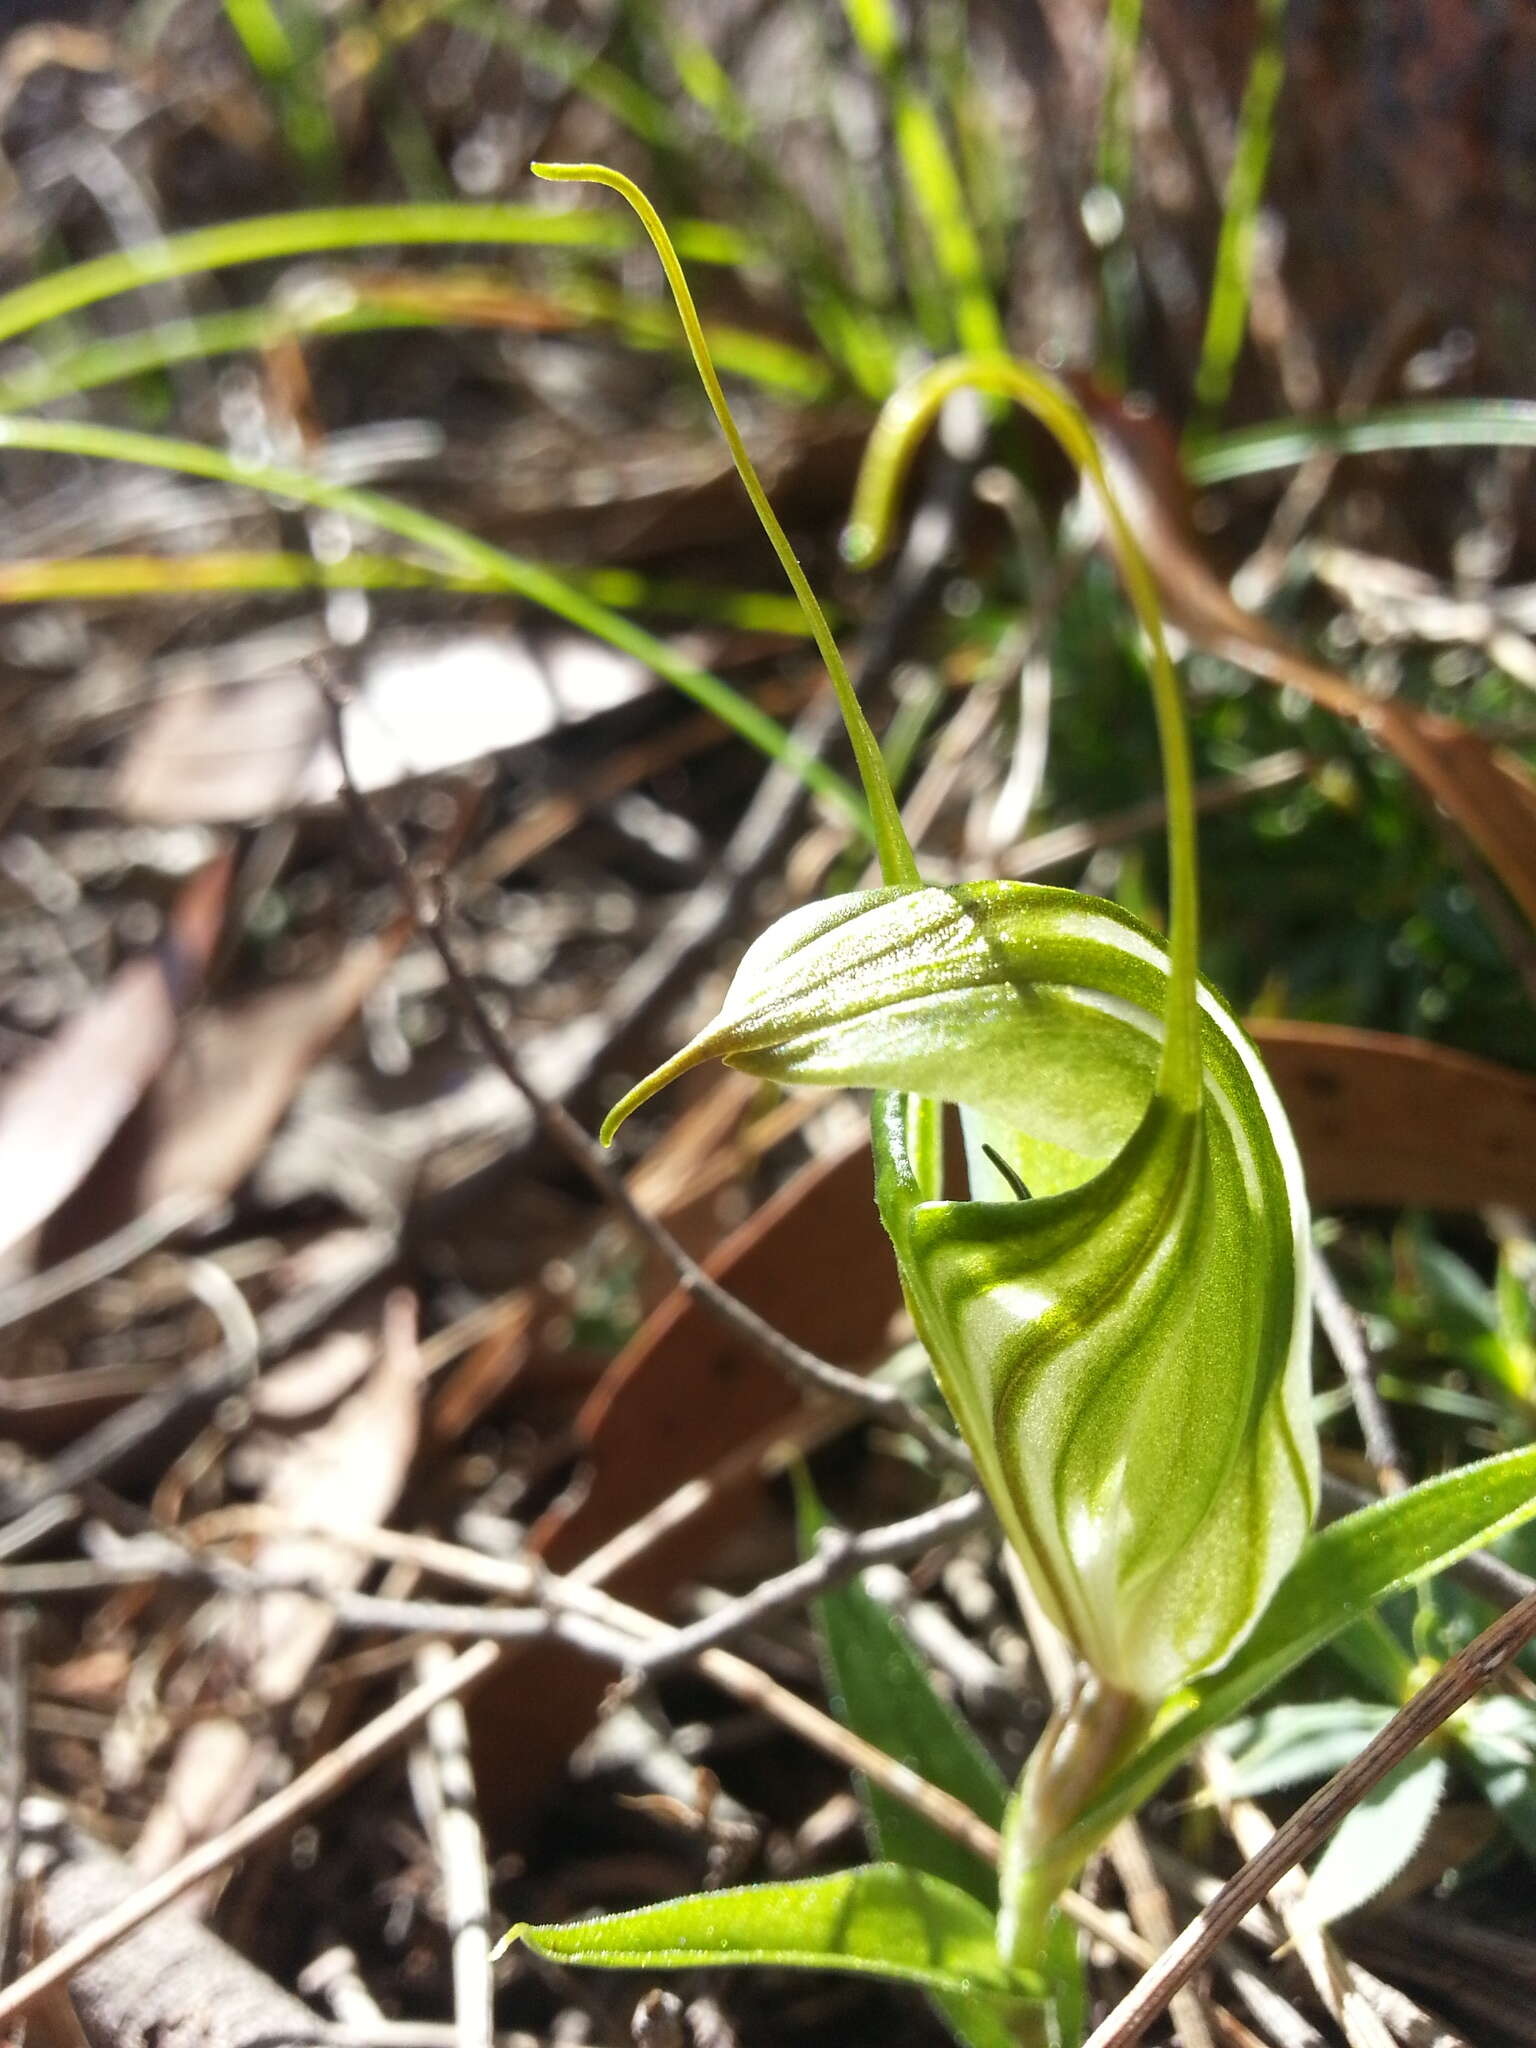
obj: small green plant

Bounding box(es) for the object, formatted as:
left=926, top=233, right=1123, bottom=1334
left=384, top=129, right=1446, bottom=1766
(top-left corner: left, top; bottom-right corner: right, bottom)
left=493, top=167, right=1536, bottom=2043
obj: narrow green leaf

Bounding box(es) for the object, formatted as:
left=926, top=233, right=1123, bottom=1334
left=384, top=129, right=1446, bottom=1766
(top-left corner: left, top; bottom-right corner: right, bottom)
left=1062, top=1439, right=1536, bottom=1864
left=1293, top=1753, right=1448, bottom=1936
left=0, top=203, right=742, bottom=354
left=1459, top=1696, right=1536, bottom=1863
left=1192, top=0, right=1289, bottom=418
left=506, top=1865, right=1042, bottom=2005
left=1096, top=0, right=1143, bottom=199
left=0, top=414, right=866, bottom=836
left=1216, top=1701, right=1396, bottom=1799
left=0, top=283, right=830, bottom=412
left=839, top=0, right=1003, bottom=359
left=797, top=1475, right=1005, bottom=1906
left=1186, top=398, right=1536, bottom=486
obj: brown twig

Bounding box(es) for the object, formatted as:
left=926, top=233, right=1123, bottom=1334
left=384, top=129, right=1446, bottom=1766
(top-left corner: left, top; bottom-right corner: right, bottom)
left=1083, top=1582, right=1536, bottom=2047
left=1209, top=1768, right=1456, bottom=2048
left=407, top=1645, right=493, bottom=2048
left=631, top=1487, right=988, bottom=1671
left=315, top=663, right=971, bottom=1476
left=1310, top=1248, right=1408, bottom=1495
left=0, top=1607, right=29, bottom=1986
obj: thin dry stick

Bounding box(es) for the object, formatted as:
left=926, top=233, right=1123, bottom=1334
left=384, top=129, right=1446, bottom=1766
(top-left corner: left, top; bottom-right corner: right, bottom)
left=0, top=1608, right=29, bottom=1985
left=1083, top=1582, right=1536, bottom=2048
left=317, top=669, right=970, bottom=1476
left=1311, top=1249, right=1407, bottom=1495
left=632, top=1489, right=988, bottom=1671
left=0, top=1191, right=216, bottom=1332
left=408, top=1645, right=493, bottom=2048
left=0, top=1637, right=505, bottom=2030
left=1108, top=1820, right=1221, bottom=2048
left=1213, top=1773, right=1446, bottom=2048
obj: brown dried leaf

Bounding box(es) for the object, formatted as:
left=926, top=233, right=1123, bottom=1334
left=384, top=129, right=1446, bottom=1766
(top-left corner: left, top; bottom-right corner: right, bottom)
left=39, top=928, right=401, bottom=1263
left=114, top=630, right=655, bottom=824
left=1253, top=1018, right=1536, bottom=1212
left=468, top=1136, right=904, bottom=1825
left=0, top=853, right=232, bottom=1265
left=1078, top=385, right=1536, bottom=930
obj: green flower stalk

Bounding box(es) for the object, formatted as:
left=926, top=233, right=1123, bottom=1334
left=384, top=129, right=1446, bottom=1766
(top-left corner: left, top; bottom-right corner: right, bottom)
left=537, top=163, right=1317, bottom=1961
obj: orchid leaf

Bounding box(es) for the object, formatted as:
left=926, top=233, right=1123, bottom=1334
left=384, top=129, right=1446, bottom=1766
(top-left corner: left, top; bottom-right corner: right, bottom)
left=1216, top=1701, right=1397, bottom=1799
left=1294, top=1752, right=1449, bottom=1936
left=506, top=1864, right=1043, bottom=2010
left=1459, top=1695, right=1536, bottom=1863
left=797, top=1474, right=1005, bottom=1908
left=1059, top=1437, right=1536, bottom=1866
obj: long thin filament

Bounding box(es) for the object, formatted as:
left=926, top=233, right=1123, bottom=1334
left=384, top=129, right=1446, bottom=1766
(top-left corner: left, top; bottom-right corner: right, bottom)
left=846, top=356, right=1201, bottom=1112
left=531, top=160, right=920, bottom=892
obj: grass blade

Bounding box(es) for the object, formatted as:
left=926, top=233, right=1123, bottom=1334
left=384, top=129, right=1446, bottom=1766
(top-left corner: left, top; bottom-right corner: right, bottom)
left=0, top=204, right=745, bottom=354
left=1192, top=0, right=1290, bottom=418
left=1187, top=397, right=1536, bottom=482
left=0, top=413, right=866, bottom=833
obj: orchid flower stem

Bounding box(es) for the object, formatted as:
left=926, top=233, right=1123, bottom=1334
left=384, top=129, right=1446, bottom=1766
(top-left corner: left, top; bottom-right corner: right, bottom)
left=531, top=160, right=920, bottom=893
left=847, top=354, right=1201, bottom=1112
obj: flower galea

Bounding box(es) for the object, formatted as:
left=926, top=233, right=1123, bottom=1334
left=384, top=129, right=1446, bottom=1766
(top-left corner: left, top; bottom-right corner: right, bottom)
left=604, top=877, right=1317, bottom=1710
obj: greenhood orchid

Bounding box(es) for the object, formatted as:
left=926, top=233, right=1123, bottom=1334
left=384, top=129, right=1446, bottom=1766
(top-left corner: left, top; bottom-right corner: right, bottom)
left=603, top=878, right=1317, bottom=1710
left=532, top=163, right=1317, bottom=1962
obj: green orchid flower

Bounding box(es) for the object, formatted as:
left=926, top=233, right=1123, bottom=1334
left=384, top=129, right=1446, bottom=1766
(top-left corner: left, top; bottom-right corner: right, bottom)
left=532, top=164, right=1317, bottom=1962
left=603, top=877, right=1317, bottom=1711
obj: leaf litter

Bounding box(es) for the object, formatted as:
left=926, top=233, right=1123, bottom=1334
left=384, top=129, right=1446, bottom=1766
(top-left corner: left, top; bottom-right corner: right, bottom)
left=4, top=7, right=1536, bottom=2048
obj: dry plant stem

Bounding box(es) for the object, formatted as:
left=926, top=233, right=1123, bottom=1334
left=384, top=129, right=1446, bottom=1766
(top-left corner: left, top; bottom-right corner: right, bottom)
left=1083, top=1581, right=1536, bottom=2048
left=0, top=1190, right=217, bottom=1331
left=0, top=1608, right=28, bottom=1985
left=315, top=670, right=970, bottom=1475
left=634, top=1488, right=988, bottom=1670
left=408, top=1645, right=493, bottom=2048
left=2, top=1490, right=990, bottom=1668
left=1213, top=1776, right=1444, bottom=2048
left=1310, top=1248, right=1407, bottom=1494
left=1108, top=1821, right=1220, bottom=2048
